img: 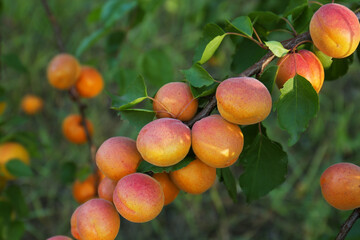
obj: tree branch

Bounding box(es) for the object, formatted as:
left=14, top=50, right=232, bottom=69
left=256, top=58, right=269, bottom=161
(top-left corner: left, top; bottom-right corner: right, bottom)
left=336, top=208, right=360, bottom=240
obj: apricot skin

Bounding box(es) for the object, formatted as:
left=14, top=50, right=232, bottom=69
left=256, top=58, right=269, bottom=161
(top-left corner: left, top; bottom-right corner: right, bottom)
left=113, top=173, right=164, bottom=223
left=21, top=94, right=43, bottom=115
left=276, top=49, right=324, bottom=93
left=310, top=3, right=360, bottom=58
left=136, top=118, right=191, bottom=167
left=170, top=159, right=216, bottom=194
left=98, top=177, right=117, bottom=202
left=320, top=163, right=360, bottom=210
left=75, top=66, right=104, bottom=98
left=47, top=236, right=72, bottom=240
left=153, top=82, right=198, bottom=121
left=70, top=206, right=81, bottom=240
left=62, top=114, right=94, bottom=144
left=0, top=142, right=30, bottom=179
left=72, top=174, right=96, bottom=204
left=216, top=77, right=272, bottom=125
left=153, top=172, right=180, bottom=205
left=96, top=137, right=142, bottom=181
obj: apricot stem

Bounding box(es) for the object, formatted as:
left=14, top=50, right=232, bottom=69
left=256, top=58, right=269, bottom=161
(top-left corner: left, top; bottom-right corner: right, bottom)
left=290, top=40, right=313, bottom=53
left=281, top=17, right=298, bottom=37
left=336, top=208, right=360, bottom=240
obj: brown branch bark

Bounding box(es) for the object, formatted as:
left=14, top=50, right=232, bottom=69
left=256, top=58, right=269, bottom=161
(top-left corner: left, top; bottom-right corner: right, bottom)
left=336, top=208, right=360, bottom=240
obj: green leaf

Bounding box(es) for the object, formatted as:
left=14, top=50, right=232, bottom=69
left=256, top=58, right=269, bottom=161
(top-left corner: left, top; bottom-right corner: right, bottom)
left=5, top=159, right=33, bottom=177
left=293, top=6, right=313, bottom=33
left=226, top=16, right=253, bottom=37
left=119, top=109, right=156, bottom=132
left=5, top=185, right=29, bottom=218
left=4, top=221, right=25, bottom=240
left=106, top=30, right=126, bottom=57
left=0, top=200, right=12, bottom=226
left=137, top=156, right=194, bottom=173
left=138, top=0, right=164, bottom=12
left=76, top=166, right=92, bottom=182
left=60, top=162, right=76, bottom=184
left=249, top=11, right=282, bottom=32
left=86, top=5, right=102, bottom=23
left=259, top=65, right=278, bottom=93
left=199, top=34, right=226, bottom=64
left=276, top=75, right=319, bottom=145
left=76, top=28, right=110, bottom=57
left=181, top=63, right=215, bottom=88
left=324, top=57, right=352, bottom=81
left=313, top=46, right=333, bottom=69
left=190, top=82, right=218, bottom=98
left=1, top=54, right=28, bottom=74
left=240, top=124, right=267, bottom=150
left=239, top=134, right=288, bottom=202
left=101, top=1, right=137, bottom=27
left=217, top=168, right=237, bottom=203
left=283, top=0, right=307, bottom=17
left=265, top=41, right=289, bottom=58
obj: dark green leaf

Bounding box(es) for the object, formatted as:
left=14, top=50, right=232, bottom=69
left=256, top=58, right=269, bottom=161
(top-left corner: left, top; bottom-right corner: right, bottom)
left=138, top=0, right=164, bottom=12
left=241, top=124, right=267, bottom=151
left=101, top=1, right=137, bottom=27
left=119, top=109, right=156, bottom=132
left=4, top=221, right=25, bottom=240
left=259, top=65, right=278, bottom=93
left=276, top=75, right=319, bottom=145
left=5, top=185, right=29, bottom=218
left=249, top=11, right=282, bottom=32
left=239, top=134, right=288, bottom=202
left=1, top=54, right=28, bottom=73
left=60, top=162, right=76, bottom=184
left=199, top=34, right=226, bottom=64
left=217, top=168, right=237, bottom=203
left=283, top=0, right=307, bottom=17
left=106, top=30, right=126, bottom=57
left=182, top=63, right=215, bottom=88
left=265, top=41, right=289, bottom=58
left=77, top=165, right=92, bottom=182
left=76, top=28, right=110, bottom=57
left=226, top=16, right=253, bottom=37
left=0, top=200, right=12, bottom=226
left=190, top=82, right=218, bottom=98
left=293, top=6, right=313, bottom=33
left=137, top=156, right=194, bottom=173
left=324, top=57, right=352, bottom=81
left=5, top=159, right=33, bottom=177
left=86, top=5, right=102, bottom=23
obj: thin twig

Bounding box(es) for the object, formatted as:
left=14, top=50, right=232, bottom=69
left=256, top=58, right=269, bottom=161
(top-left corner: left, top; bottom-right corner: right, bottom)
left=336, top=208, right=360, bottom=240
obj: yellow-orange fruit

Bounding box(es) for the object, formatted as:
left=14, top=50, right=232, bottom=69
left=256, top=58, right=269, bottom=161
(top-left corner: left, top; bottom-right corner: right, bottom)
left=75, top=66, right=104, bottom=98
left=276, top=49, right=324, bottom=93
left=153, top=82, right=198, bottom=121
left=72, top=174, right=96, bottom=204
left=62, top=114, right=94, bottom=144
left=192, top=115, right=244, bottom=168
left=113, top=173, right=164, bottom=223
left=47, top=236, right=72, bottom=240
left=216, top=77, right=272, bottom=125
left=21, top=94, right=43, bottom=115
left=70, top=207, right=81, bottom=240
left=0, top=142, right=30, bottom=179
left=153, top=172, right=180, bottom=205
left=310, top=3, right=360, bottom=58
left=98, top=177, right=117, bottom=202
left=96, top=137, right=142, bottom=181
left=320, top=162, right=360, bottom=210
left=170, top=159, right=216, bottom=194
left=76, top=199, right=120, bottom=240
left=136, top=118, right=191, bottom=167
left=47, top=54, right=81, bottom=90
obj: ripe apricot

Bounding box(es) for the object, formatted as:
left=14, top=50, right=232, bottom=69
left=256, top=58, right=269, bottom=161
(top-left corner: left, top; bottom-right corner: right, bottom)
left=0, top=142, right=30, bottom=179
left=170, top=158, right=216, bottom=194
left=192, top=115, right=244, bottom=168
left=76, top=199, right=120, bottom=240
left=47, top=54, right=81, bottom=90
left=62, top=114, right=93, bottom=144
left=72, top=174, right=96, bottom=204
left=310, top=3, right=360, bottom=58
left=21, top=94, right=43, bottom=115
left=136, top=118, right=191, bottom=167
left=75, top=66, right=104, bottom=98
left=113, top=173, right=164, bottom=223
left=70, top=207, right=81, bottom=240
left=276, top=49, right=324, bottom=93
left=153, top=82, right=198, bottom=121
left=98, top=177, right=117, bottom=202
left=216, top=77, right=272, bottom=125
left=96, top=136, right=142, bottom=181
left=47, top=236, right=72, bottom=240
left=320, top=162, right=360, bottom=210
left=153, top=172, right=180, bottom=205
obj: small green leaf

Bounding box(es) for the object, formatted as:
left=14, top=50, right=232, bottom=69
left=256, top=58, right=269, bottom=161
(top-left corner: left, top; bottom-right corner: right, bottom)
left=137, top=156, right=194, bottom=173
left=217, top=168, right=237, bottom=203
left=76, top=166, right=92, bottom=182
left=199, top=34, right=226, bottom=64
left=259, top=65, right=278, bottom=93
left=119, top=109, right=156, bottom=132
left=5, top=159, right=33, bottom=177
left=324, top=56, right=352, bottom=81
left=190, top=82, right=218, bottom=99
left=1, top=54, right=28, bottom=74
left=265, top=41, right=289, bottom=58
left=226, top=16, right=253, bottom=37
left=276, top=75, right=319, bottom=145
left=60, top=162, right=76, bottom=184
left=5, top=185, right=29, bottom=218
left=313, top=46, right=333, bottom=69
left=106, top=30, right=126, bottom=57
left=181, top=63, right=215, bottom=88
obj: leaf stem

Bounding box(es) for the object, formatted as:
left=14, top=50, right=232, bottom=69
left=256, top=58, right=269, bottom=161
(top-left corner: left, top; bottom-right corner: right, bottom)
left=280, top=17, right=298, bottom=37
left=226, top=32, right=267, bottom=50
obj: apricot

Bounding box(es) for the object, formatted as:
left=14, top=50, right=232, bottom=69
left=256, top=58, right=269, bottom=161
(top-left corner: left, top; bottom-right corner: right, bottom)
left=136, top=118, right=191, bottom=167
left=72, top=174, right=96, bottom=204
left=47, top=236, right=72, bottom=240
left=170, top=158, right=216, bottom=194
left=70, top=207, right=81, bottom=240
left=153, top=82, right=198, bottom=121
left=75, top=66, right=104, bottom=98
left=113, top=173, right=164, bottom=223
left=153, top=172, right=180, bottom=205
left=98, top=177, right=117, bottom=202
left=276, top=49, right=324, bottom=93
left=96, top=137, right=142, bottom=181
left=192, top=115, right=244, bottom=168
left=310, top=3, right=360, bottom=58
left=320, top=162, right=360, bottom=210
left=76, top=199, right=120, bottom=240
left=0, top=102, right=6, bottom=115
left=47, top=54, right=81, bottom=90
left=62, top=114, right=94, bottom=144
left=0, top=142, right=30, bottom=179
left=21, top=94, right=43, bottom=115
left=216, top=77, right=272, bottom=125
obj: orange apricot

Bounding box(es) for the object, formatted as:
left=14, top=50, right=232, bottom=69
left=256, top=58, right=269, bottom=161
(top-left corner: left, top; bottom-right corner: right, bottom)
left=113, top=173, right=164, bottom=223
left=47, top=54, right=81, bottom=90
left=72, top=174, right=96, bottom=204
left=0, top=142, right=30, bottom=179
left=70, top=207, right=81, bottom=240
left=153, top=82, right=198, bottom=121
left=170, top=159, right=216, bottom=194
left=153, top=172, right=180, bottom=205
left=62, top=114, right=93, bottom=144
left=47, top=236, right=72, bottom=240
left=75, top=66, right=104, bottom=98
left=21, top=94, right=43, bottom=115
left=98, top=177, right=117, bottom=202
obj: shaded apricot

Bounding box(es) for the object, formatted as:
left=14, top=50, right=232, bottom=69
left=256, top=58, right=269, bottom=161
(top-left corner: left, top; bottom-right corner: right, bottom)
left=0, top=102, right=6, bottom=115
left=276, top=49, right=324, bottom=93
left=192, top=115, right=244, bottom=168
left=153, top=82, right=198, bottom=121
left=0, top=142, right=30, bottom=179
left=113, top=173, right=164, bottom=223
left=47, top=54, right=81, bottom=90
left=98, top=177, right=117, bottom=202
left=153, top=172, right=180, bottom=205
left=216, top=77, right=272, bottom=125
left=72, top=174, right=96, bottom=204
left=136, top=118, right=191, bottom=167
left=170, top=159, right=216, bottom=194
left=21, top=94, right=43, bottom=115
left=70, top=206, right=81, bottom=240
left=310, top=3, right=360, bottom=58
left=47, top=236, right=72, bottom=240
left=77, top=199, right=120, bottom=240
left=62, top=114, right=94, bottom=144
left=96, top=136, right=142, bottom=181
left=75, top=66, right=104, bottom=98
